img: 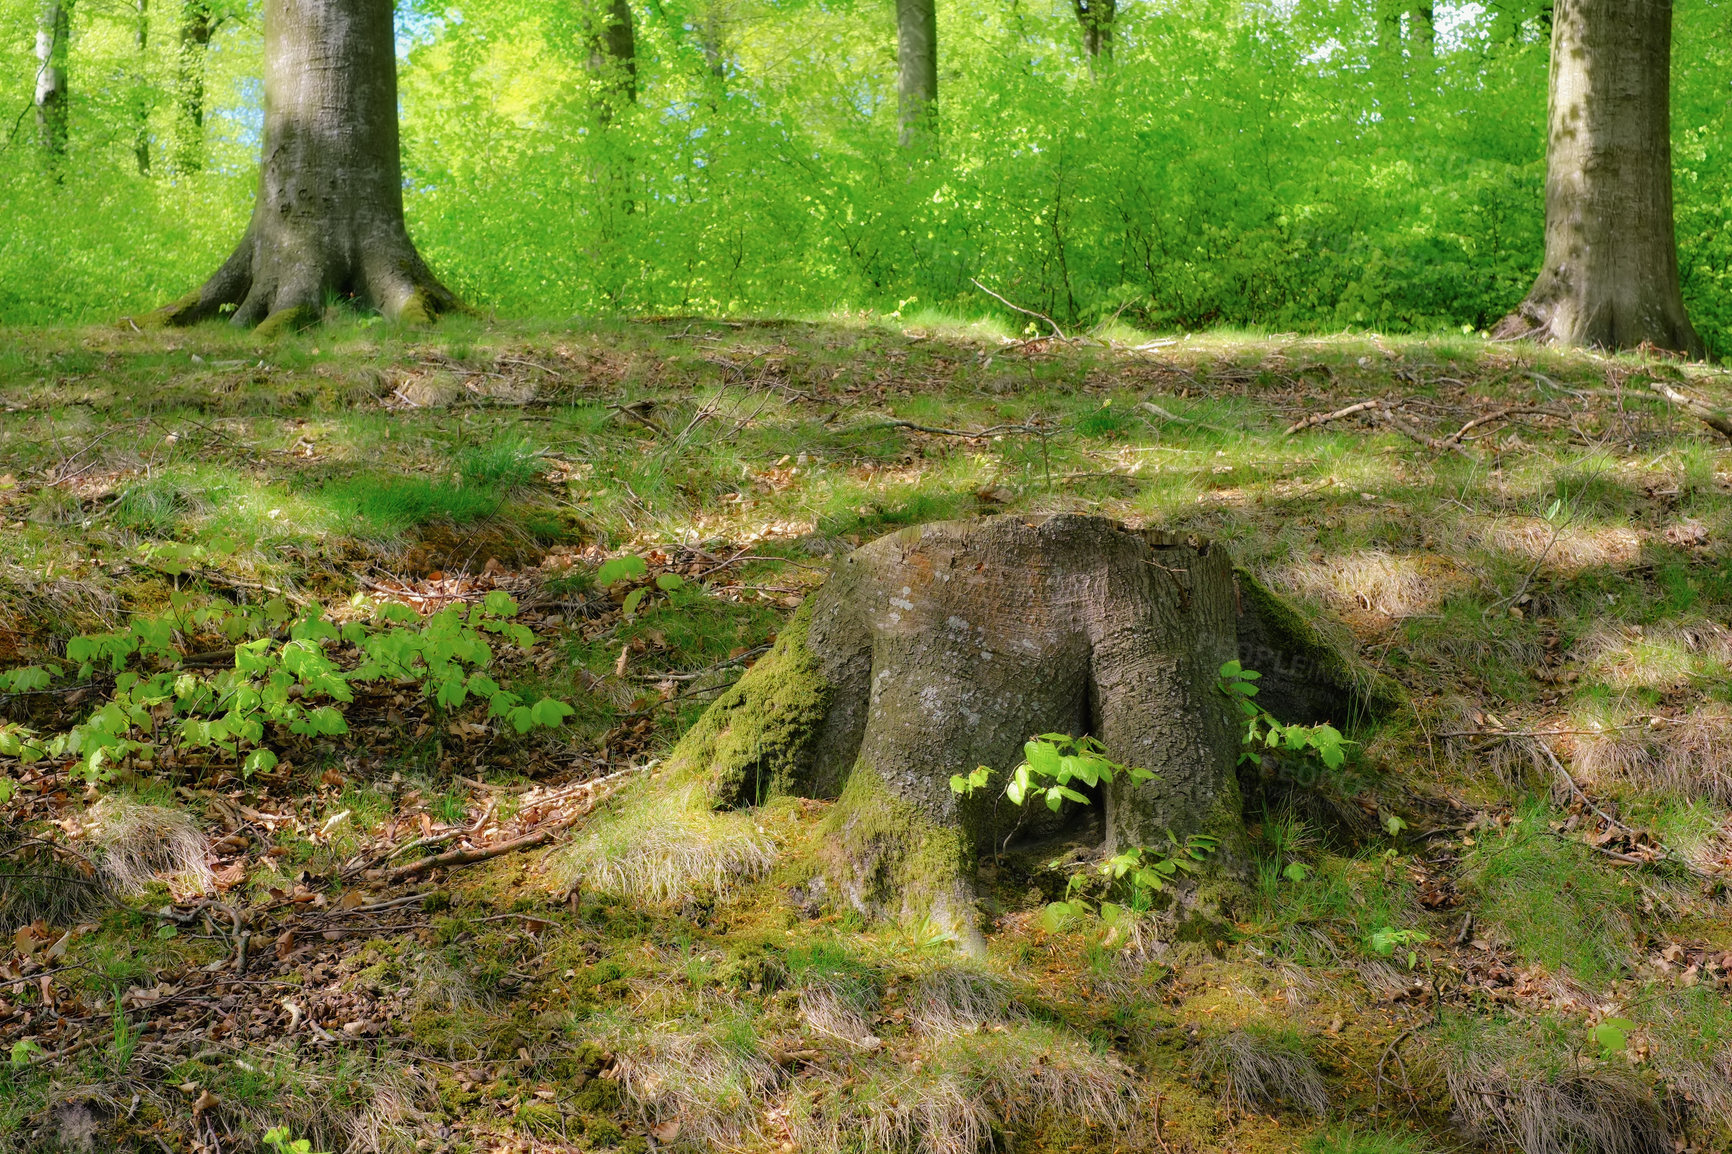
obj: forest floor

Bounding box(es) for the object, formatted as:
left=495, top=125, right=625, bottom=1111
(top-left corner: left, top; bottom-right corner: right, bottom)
left=0, top=314, right=1730, bottom=1154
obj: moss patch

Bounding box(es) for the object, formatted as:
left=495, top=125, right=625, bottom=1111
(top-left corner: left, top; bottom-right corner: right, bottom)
left=820, top=762, right=975, bottom=936
left=663, top=598, right=832, bottom=806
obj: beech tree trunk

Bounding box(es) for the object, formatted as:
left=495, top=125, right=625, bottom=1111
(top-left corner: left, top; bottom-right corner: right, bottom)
left=660, top=515, right=1245, bottom=947
left=34, top=0, right=70, bottom=161
left=1492, top=0, right=1702, bottom=356
left=172, top=0, right=213, bottom=174
left=149, top=0, right=456, bottom=332
left=587, top=0, right=636, bottom=118
left=896, top=0, right=937, bottom=148
left=1073, top=0, right=1114, bottom=65
left=133, top=0, right=150, bottom=175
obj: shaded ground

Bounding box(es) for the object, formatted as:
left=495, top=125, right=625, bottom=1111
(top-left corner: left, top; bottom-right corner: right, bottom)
left=0, top=315, right=1729, bottom=1154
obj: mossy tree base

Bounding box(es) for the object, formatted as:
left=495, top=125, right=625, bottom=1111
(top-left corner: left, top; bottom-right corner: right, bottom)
left=661, top=515, right=1248, bottom=943
left=139, top=0, right=458, bottom=334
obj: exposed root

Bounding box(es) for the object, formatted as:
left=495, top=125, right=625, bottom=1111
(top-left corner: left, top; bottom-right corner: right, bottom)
left=1194, top=1027, right=1329, bottom=1117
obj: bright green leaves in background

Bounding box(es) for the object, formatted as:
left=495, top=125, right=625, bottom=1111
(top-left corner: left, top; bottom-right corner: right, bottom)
left=7, top=0, right=1732, bottom=353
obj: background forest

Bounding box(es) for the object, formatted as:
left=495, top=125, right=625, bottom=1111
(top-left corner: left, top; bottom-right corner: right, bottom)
left=8, top=0, right=1732, bottom=349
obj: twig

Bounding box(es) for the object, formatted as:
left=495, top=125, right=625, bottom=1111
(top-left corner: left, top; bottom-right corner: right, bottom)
left=1139, top=401, right=1234, bottom=435
left=1649, top=381, right=1732, bottom=442
left=383, top=774, right=639, bottom=883
left=970, top=278, right=1066, bottom=340
left=1152, top=1092, right=1173, bottom=1154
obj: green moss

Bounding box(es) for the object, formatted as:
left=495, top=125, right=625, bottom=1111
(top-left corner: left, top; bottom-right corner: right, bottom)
left=663, top=599, right=832, bottom=805
left=820, top=762, right=975, bottom=938
left=1236, top=566, right=1402, bottom=723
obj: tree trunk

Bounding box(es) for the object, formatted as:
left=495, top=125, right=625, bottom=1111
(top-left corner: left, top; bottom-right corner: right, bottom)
left=34, top=0, right=71, bottom=161
left=643, top=515, right=1245, bottom=948
left=1409, top=0, right=1435, bottom=58
left=133, top=0, right=150, bottom=176
left=1492, top=0, right=1702, bottom=356
left=896, top=0, right=937, bottom=148
left=586, top=0, right=636, bottom=119
left=148, top=0, right=456, bottom=332
left=172, top=0, right=212, bottom=174
left=1073, top=0, right=1114, bottom=66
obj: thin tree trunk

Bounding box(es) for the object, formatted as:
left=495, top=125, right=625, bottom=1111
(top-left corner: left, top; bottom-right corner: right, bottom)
left=148, top=0, right=456, bottom=332
left=587, top=0, right=636, bottom=119
left=1072, top=0, right=1114, bottom=67
left=173, top=0, right=212, bottom=173
left=34, top=0, right=71, bottom=161
left=134, top=0, right=150, bottom=175
left=896, top=0, right=937, bottom=148
left=1409, top=0, right=1435, bottom=59
left=1493, top=0, right=1701, bottom=356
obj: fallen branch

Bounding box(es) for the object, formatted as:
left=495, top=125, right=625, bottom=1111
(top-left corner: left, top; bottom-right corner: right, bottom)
left=1649, top=381, right=1732, bottom=442
left=1536, top=742, right=1711, bottom=879
left=1376, top=408, right=1473, bottom=457
left=970, top=278, right=1066, bottom=340
left=867, top=418, right=1048, bottom=439
left=1284, top=399, right=1388, bottom=435
left=1443, top=404, right=1563, bottom=446
left=381, top=771, right=640, bottom=883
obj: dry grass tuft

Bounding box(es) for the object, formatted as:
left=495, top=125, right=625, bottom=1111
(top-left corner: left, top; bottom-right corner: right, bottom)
left=908, top=964, right=1022, bottom=1036
left=230, top=1052, right=428, bottom=1154
left=1194, top=1028, right=1329, bottom=1116
left=1572, top=706, right=1732, bottom=804
left=0, top=826, right=107, bottom=931
left=1444, top=1060, right=1670, bottom=1154
left=1579, top=620, right=1732, bottom=691
left=1272, top=550, right=1452, bottom=618
left=1478, top=519, right=1642, bottom=574
left=794, top=1022, right=1130, bottom=1154
left=557, top=785, right=775, bottom=904
left=799, top=981, right=881, bottom=1050
left=602, top=1010, right=784, bottom=1150
left=81, top=796, right=212, bottom=898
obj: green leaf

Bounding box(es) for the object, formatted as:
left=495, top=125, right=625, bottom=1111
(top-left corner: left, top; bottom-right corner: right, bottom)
left=1039, top=902, right=1075, bottom=934
left=1383, top=812, right=1407, bottom=837
left=482, top=590, right=518, bottom=617
left=655, top=572, right=685, bottom=591
left=528, top=698, right=575, bottom=728
left=242, top=749, right=278, bottom=777
left=622, top=588, right=647, bottom=616
left=1591, top=1017, right=1636, bottom=1055
left=1283, top=861, right=1312, bottom=882
left=597, top=556, right=648, bottom=585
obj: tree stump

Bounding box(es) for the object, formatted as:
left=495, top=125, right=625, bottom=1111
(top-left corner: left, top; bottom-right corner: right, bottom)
left=660, top=514, right=1245, bottom=947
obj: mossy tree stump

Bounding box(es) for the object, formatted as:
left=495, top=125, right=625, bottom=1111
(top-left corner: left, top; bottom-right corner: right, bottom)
left=663, top=514, right=1246, bottom=947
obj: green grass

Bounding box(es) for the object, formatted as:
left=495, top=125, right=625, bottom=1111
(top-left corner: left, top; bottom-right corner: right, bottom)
left=1459, top=804, right=1642, bottom=985
left=4, top=318, right=1732, bottom=1154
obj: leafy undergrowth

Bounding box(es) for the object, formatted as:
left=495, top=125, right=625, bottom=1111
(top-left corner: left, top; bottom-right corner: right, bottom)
left=0, top=315, right=1729, bottom=1154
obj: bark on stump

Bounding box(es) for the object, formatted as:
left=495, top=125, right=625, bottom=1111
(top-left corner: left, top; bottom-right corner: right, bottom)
left=662, top=514, right=1244, bottom=947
